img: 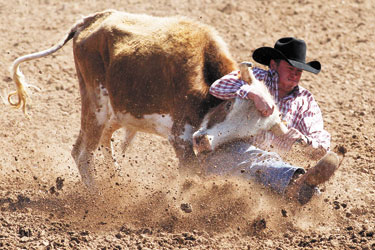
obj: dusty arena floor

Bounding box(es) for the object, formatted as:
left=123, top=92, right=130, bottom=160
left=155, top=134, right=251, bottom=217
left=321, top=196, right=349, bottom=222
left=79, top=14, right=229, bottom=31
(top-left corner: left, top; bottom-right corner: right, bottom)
left=1, top=0, right=375, bottom=249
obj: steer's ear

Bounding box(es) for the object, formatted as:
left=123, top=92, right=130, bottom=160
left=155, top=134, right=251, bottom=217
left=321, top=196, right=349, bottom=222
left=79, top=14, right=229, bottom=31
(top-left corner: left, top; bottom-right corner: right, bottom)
left=239, top=61, right=255, bottom=85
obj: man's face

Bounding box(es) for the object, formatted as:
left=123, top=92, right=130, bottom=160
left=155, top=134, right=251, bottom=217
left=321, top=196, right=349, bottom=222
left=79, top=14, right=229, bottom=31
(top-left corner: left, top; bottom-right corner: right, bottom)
left=271, top=60, right=303, bottom=97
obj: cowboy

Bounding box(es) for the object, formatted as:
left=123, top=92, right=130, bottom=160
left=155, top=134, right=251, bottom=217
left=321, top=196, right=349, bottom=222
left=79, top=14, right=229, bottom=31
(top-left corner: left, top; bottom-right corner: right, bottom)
left=201, top=37, right=340, bottom=204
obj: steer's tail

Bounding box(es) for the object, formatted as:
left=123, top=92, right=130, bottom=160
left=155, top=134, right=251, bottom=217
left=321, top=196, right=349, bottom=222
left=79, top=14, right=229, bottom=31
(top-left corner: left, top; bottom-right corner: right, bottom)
left=8, top=29, right=76, bottom=114
left=7, top=10, right=107, bottom=114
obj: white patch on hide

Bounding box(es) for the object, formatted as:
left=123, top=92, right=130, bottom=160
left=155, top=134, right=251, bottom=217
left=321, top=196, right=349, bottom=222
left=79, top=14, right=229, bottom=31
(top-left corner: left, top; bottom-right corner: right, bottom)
left=95, top=85, right=111, bottom=125
left=179, top=123, right=194, bottom=143
left=117, top=112, right=173, bottom=138
left=95, top=84, right=114, bottom=125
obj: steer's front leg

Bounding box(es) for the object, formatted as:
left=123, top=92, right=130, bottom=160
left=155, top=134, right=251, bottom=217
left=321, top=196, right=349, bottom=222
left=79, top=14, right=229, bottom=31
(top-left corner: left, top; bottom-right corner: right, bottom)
left=170, top=122, right=201, bottom=175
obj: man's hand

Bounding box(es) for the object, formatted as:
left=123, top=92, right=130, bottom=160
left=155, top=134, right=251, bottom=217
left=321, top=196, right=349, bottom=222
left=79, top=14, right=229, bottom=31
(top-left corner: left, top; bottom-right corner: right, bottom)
left=246, top=90, right=274, bottom=117
left=238, top=70, right=274, bottom=117
left=273, top=128, right=327, bottom=159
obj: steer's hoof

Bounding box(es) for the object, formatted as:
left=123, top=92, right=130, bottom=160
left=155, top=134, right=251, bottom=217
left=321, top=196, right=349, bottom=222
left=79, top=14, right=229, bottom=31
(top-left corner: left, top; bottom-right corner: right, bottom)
left=81, top=177, right=100, bottom=194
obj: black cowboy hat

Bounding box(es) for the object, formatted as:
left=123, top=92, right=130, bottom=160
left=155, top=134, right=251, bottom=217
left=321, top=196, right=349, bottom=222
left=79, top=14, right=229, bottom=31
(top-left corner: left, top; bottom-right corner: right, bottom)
left=252, top=37, right=321, bottom=74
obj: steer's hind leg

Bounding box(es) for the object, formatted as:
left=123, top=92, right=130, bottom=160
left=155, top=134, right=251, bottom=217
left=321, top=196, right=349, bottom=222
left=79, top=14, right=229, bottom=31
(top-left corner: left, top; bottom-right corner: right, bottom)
left=100, top=122, right=122, bottom=174
left=72, top=114, right=105, bottom=192
left=99, top=126, right=136, bottom=178
left=71, top=70, right=107, bottom=191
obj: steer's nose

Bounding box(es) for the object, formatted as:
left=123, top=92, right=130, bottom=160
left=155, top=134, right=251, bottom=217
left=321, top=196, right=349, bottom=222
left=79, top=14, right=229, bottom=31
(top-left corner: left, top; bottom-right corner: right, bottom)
left=193, top=134, right=213, bottom=155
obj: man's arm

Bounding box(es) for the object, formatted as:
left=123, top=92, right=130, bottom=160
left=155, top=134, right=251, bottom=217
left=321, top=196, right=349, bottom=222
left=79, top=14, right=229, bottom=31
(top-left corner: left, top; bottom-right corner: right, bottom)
left=209, top=70, right=244, bottom=100
left=210, top=69, right=275, bottom=116
left=297, top=97, right=331, bottom=151
left=273, top=96, right=330, bottom=159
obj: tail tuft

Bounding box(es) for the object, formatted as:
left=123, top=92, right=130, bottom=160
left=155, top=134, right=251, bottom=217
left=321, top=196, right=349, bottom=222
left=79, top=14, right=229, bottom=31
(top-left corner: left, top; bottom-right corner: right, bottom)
left=8, top=62, right=40, bottom=114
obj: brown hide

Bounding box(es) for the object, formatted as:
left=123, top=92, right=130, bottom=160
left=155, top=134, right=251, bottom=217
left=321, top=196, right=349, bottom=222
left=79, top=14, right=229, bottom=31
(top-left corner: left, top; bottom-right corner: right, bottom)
left=73, top=10, right=236, bottom=127
left=10, top=10, right=236, bottom=188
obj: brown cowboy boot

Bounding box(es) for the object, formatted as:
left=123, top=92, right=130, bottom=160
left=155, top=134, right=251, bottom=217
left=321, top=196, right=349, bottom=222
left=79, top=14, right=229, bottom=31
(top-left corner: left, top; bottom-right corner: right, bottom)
left=285, top=151, right=340, bottom=204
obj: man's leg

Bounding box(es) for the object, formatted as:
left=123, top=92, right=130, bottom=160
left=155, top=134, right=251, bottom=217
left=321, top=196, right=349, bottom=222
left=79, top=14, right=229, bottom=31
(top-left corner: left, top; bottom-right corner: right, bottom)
left=200, top=141, right=340, bottom=205
left=285, top=151, right=340, bottom=204
left=236, top=159, right=303, bottom=195
left=200, top=141, right=304, bottom=195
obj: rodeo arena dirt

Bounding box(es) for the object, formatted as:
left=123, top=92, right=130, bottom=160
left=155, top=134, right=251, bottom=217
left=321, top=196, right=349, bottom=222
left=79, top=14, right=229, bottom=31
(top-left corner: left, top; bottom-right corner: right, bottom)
left=1, top=0, right=375, bottom=249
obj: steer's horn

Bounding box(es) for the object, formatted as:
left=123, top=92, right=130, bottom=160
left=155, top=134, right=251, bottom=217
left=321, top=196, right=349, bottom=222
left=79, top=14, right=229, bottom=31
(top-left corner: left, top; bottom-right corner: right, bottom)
left=270, top=122, right=289, bottom=137
left=239, top=61, right=255, bottom=85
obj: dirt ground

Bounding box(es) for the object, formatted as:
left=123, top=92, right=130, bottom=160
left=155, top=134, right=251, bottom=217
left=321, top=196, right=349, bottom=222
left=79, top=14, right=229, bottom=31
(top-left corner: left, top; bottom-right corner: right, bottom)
left=1, top=0, right=375, bottom=249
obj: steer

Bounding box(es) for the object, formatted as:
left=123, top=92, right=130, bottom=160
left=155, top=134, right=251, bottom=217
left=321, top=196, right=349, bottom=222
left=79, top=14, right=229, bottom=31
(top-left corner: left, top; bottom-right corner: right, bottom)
left=8, top=10, right=237, bottom=190
left=192, top=62, right=290, bottom=155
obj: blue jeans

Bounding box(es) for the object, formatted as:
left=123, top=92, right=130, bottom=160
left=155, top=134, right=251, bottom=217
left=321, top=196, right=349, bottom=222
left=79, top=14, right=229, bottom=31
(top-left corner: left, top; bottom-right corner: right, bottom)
left=199, top=140, right=304, bottom=195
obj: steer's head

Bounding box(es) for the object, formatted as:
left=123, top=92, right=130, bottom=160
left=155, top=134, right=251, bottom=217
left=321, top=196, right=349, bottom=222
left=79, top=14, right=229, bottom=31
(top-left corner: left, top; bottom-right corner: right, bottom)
left=192, top=97, right=282, bottom=155
left=193, top=62, right=286, bottom=155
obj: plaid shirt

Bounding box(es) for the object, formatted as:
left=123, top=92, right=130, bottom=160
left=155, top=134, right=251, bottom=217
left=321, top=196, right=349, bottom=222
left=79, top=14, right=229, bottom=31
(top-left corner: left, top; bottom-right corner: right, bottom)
left=209, top=67, right=331, bottom=150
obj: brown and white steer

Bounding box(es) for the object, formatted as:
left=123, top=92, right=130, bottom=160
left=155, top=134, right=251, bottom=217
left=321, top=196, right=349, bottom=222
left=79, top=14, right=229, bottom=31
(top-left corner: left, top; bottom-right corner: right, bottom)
left=9, top=10, right=237, bottom=190
left=193, top=62, right=291, bottom=155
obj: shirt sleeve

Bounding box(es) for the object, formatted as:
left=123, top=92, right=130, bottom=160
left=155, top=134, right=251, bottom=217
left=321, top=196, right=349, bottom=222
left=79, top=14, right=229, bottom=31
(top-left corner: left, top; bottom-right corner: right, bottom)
left=295, top=96, right=331, bottom=150
left=209, top=70, right=242, bottom=100
left=209, top=69, right=263, bottom=100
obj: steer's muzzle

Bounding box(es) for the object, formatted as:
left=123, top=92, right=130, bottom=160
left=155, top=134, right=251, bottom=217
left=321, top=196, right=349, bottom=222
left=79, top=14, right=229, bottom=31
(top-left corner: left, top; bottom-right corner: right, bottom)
left=193, top=134, right=214, bottom=155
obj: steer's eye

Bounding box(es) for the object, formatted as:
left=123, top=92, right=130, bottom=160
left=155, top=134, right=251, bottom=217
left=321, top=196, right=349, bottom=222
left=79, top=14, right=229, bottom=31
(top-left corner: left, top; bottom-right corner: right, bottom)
left=225, top=101, right=232, bottom=112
